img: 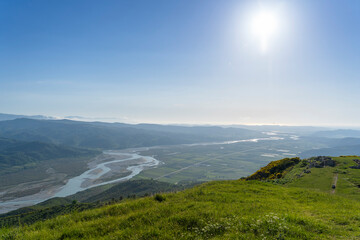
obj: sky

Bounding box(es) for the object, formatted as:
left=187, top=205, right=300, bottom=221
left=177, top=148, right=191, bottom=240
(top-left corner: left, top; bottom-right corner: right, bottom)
left=1, top=0, right=360, bottom=126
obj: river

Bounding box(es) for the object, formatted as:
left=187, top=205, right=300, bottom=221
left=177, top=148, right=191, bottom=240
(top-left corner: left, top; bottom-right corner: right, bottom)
left=0, top=135, right=287, bottom=214
left=0, top=151, right=160, bottom=214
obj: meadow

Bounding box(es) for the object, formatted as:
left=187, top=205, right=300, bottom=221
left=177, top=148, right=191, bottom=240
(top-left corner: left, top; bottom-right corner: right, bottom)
left=2, top=156, right=360, bottom=239
left=1, top=180, right=360, bottom=239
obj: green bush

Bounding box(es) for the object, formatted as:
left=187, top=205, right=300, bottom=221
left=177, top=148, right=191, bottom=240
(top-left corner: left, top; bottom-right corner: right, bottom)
left=154, top=194, right=166, bottom=202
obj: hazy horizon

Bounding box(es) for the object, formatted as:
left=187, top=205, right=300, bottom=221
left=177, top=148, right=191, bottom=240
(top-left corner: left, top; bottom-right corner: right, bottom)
left=1, top=1, right=360, bottom=126
left=3, top=112, right=360, bottom=129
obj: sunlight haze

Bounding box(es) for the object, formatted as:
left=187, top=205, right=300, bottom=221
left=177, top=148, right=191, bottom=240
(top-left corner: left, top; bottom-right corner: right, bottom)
left=1, top=0, right=360, bottom=126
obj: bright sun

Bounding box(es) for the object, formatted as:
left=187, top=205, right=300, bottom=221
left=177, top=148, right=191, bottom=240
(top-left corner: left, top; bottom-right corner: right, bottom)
left=250, top=9, right=280, bottom=52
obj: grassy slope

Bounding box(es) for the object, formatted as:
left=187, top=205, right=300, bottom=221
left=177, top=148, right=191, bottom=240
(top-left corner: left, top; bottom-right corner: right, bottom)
left=2, top=180, right=360, bottom=239
left=285, top=156, right=360, bottom=200
left=0, top=180, right=199, bottom=227
left=3, top=157, right=360, bottom=239
left=285, top=165, right=335, bottom=192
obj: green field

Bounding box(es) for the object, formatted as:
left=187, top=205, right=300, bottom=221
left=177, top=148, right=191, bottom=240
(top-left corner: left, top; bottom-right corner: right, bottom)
left=134, top=138, right=328, bottom=183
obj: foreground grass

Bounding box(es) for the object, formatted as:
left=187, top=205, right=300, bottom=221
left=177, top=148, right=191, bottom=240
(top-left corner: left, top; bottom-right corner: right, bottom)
left=286, top=164, right=335, bottom=192
left=284, top=156, right=360, bottom=201
left=332, top=156, right=360, bottom=201
left=2, top=180, right=360, bottom=239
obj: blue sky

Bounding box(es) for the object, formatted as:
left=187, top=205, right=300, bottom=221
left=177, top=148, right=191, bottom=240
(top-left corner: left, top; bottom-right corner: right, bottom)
left=1, top=0, right=360, bottom=126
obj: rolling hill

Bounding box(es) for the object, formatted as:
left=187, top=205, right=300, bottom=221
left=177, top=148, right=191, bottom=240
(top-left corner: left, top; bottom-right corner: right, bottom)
left=0, top=138, right=98, bottom=174
left=0, top=118, right=265, bottom=149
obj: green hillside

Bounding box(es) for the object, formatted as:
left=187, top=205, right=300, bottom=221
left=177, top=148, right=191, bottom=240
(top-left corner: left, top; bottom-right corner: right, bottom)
left=69, top=179, right=198, bottom=203
left=0, top=138, right=99, bottom=175
left=0, top=180, right=199, bottom=227
left=2, top=156, right=360, bottom=239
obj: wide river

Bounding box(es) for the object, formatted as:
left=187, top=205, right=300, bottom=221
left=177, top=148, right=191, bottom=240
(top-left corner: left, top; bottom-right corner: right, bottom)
left=0, top=135, right=285, bottom=214
left=0, top=151, right=160, bottom=214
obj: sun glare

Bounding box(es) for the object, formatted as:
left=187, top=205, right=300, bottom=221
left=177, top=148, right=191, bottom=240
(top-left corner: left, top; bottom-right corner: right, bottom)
left=250, top=9, right=280, bottom=52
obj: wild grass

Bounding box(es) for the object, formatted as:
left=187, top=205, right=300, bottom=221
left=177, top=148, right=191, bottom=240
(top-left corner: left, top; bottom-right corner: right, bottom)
left=331, top=156, right=360, bottom=201
left=284, top=156, right=360, bottom=201
left=285, top=166, right=335, bottom=193
left=2, top=180, right=360, bottom=239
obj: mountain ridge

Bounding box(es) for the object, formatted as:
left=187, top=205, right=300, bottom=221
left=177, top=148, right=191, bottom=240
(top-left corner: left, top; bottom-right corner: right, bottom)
left=0, top=118, right=265, bottom=150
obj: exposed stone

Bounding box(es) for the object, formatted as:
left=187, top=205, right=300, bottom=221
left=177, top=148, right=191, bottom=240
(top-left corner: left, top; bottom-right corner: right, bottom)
left=307, top=156, right=336, bottom=169
left=350, top=159, right=360, bottom=169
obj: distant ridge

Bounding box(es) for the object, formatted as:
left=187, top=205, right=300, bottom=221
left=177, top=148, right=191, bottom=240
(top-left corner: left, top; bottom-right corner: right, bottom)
left=311, top=129, right=360, bottom=138
left=0, top=113, right=56, bottom=121
left=0, top=118, right=265, bottom=149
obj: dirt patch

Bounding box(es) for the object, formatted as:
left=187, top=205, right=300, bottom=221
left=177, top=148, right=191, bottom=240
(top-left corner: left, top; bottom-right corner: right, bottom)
left=331, top=173, right=338, bottom=194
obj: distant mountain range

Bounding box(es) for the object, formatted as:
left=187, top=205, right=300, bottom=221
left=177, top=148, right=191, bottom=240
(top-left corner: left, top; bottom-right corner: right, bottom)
left=0, top=113, right=56, bottom=121
left=228, top=125, right=332, bottom=135
left=300, top=144, right=360, bottom=158
left=0, top=118, right=265, bottom=150
left=4, top=113, right=360, bottom=160
left=311, top=129, right=360, bottom=138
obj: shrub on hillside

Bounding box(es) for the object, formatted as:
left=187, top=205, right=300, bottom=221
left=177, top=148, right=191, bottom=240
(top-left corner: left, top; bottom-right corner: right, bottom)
left=245, top=158, right=300, bottom=180
left=154, top=194, right=166, bottom=202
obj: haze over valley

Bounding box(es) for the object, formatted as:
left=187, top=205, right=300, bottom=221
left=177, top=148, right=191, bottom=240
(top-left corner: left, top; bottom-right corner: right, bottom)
left=2, top=114, right=360, bottom=215
left=2, top=1, right=360, bottom=239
